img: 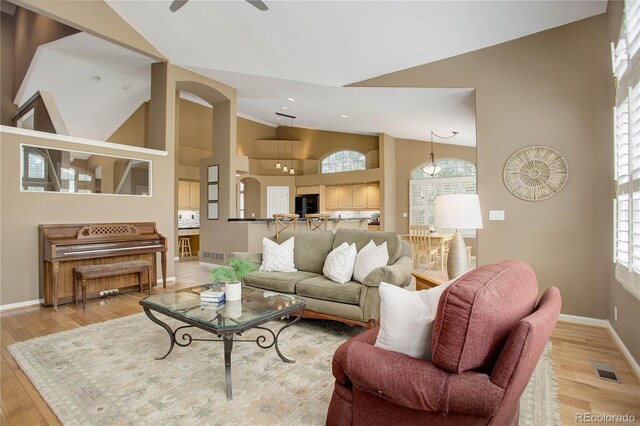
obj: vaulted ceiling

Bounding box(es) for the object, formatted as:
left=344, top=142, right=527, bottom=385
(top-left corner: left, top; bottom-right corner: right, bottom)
left=17, top=1, right=608, bottom=145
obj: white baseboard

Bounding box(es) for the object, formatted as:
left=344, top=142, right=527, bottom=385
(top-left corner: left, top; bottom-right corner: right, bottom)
left=558, top=313, right=640, bottom=379
left=0, top=299, right=42, bottom=312
left=607, top=322, right=640, bottom=380
left=198, top=262, right=220, bottom=269
left=1, top=279, right=177, bottom=311
left=558, top=313, right=610, bottom=328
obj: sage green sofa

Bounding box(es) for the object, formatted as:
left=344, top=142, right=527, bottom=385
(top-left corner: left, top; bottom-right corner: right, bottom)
left=231, top=228, right=412, bottom=328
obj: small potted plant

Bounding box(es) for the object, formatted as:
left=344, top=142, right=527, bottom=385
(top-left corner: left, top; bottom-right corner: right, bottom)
left=210, top=258, right=256, bottom=301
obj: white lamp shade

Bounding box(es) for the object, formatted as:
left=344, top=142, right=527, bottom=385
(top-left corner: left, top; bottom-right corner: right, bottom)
left=434, top=194, right=483, bottom=229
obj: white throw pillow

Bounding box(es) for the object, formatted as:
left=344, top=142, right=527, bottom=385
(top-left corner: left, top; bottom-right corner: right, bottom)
left=374, top=280, right=455, bottom=359
left=259, top=237, right=297, bottom=273
left=322, top=242, right=357, bottom=284
left=353, top=240, right=389, bottom=283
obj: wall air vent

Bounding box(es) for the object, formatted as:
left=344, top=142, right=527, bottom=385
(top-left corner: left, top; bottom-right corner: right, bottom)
left=202, top=251, right=225, bottom=262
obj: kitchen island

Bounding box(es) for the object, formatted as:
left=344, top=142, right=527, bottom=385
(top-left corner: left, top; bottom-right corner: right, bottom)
left=224, top=217, right=369, bottom=254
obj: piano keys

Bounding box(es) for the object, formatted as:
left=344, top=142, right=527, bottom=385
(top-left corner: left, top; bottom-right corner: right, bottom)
left=39, top=222, right=168, bottom=307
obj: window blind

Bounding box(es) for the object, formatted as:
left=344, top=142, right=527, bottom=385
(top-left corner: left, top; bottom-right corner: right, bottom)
left=613, top=0, right=640, bottom=300
left=409, top=176, right=477, bottom=236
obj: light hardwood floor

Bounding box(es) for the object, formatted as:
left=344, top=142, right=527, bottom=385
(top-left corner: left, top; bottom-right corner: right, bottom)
left=1, top=262, right=639, bottom=425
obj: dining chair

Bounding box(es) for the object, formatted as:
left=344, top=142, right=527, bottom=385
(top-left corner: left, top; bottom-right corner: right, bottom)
left=408, top=225, right=441, bottom=271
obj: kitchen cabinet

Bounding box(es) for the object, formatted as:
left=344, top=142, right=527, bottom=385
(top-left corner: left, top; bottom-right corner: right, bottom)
left=353, top=185, right=367, bottom=209
left=326, top=186, right=340, bottom=209
left=297, top=185, right=320, bottom=195
left=324, top=183, right=381, bottom=210
left=366, top=184, right=380, bottom=209
left=178, top=181, right=190, bottom=210
left=178, top=180, right=200, bottom=210
left=338, top=185, right=353, bottom=209
left=190, top=182, right=200, bottom=209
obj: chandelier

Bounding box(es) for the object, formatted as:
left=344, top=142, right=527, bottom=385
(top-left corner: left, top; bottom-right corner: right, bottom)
left=276, top=112, right=296, bottom=175
left=422, top=130, right=459, bottom=176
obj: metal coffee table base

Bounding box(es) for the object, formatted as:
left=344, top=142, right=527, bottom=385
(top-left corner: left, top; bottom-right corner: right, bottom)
left=143, top=307, right=304, bottom=401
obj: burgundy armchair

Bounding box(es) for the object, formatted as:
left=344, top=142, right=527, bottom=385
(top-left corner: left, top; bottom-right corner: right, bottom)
left=327, top=260, right=561, bottom=426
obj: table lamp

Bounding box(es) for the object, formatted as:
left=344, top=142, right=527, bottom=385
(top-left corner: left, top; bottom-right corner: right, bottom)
left=434, top=194, right=483, bottom=279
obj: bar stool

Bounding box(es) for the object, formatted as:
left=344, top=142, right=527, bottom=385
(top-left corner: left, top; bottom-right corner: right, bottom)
left=178, top=236, right=192, bottom=257
left=306, top=214, right=330, bottom=231
left=273, top=214, right=299, bottom=240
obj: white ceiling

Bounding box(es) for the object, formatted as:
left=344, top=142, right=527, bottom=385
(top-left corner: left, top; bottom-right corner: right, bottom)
left=106, top=0, right=606, bottom=87
left=184, top=68, right=477, bottom=145
left=16, top=32, right=154, bottom=141
left=104, top=0, right=605, bottom=145
left=17, top=1, right=607, bottom=145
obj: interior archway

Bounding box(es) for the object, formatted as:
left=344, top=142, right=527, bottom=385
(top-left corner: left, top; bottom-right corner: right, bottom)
left=239, top=177, right=261, bottom=219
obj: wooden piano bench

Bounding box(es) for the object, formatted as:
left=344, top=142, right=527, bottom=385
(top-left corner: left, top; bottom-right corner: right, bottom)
left=72, top=260, right=152, bottom=308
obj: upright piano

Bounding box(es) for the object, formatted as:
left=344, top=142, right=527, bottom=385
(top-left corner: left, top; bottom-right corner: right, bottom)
left=39, top=222, right=168, bottom=307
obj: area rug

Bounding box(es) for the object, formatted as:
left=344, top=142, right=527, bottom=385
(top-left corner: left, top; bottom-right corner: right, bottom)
left=8, top=314, right=560, bottom=425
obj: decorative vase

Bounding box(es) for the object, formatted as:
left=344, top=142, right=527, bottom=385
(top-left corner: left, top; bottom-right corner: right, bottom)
left=225, top=281, right=242, bottom=301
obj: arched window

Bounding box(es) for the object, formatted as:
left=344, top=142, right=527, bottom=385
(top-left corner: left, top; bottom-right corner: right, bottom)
left=412, top=158, right=476, bottom=179
left=20, top=147, right=48, bottom=191
left=321, top=150, right=365, bottom=174
left=409, top=158, right=477, bottom=229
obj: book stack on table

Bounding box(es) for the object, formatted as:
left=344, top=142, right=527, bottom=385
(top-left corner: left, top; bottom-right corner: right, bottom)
left=200, top=288, right=225, bottom=305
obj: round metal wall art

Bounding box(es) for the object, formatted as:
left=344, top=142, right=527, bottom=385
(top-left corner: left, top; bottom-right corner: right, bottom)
left=503, top=146, right=568, bottom=201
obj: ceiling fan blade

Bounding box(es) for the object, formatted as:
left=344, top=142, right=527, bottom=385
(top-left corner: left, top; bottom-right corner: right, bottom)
left=245, top=0, right=268, bottom=11
left=169, top=0, right=189, bottom=12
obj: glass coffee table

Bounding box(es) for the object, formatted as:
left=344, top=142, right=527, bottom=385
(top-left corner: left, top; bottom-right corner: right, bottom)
left=140, top=284, right=305, bottom=400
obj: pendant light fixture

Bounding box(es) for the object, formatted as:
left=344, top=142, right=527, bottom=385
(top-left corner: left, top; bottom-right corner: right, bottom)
left=282, top=115, right=288, bottom=173
left=289, top=117, right=295, bottom=175
left=422, top=130, right=459, bottom=176
left=276, top=112, right=296, bottom=174
left=275, top=116, right=281, bottom=169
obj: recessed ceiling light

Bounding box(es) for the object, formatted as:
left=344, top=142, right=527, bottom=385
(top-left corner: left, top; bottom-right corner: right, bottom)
left=122, top=85, right=131, bottom=91
left=287, top=97, right=295, bottom=102
left=91, top=75, right=101, bottom=81
left=340, top=114, right=348, bottom=118
left=282, top=106, right=288, bottom=110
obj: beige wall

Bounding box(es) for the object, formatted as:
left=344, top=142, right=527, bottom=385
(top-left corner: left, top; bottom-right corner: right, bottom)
left=240, top=177, right=261, bottom=219
left=395, top=138, right=477, bottom=234
left=237, top=116, right=276, bottom=150
left=178, top=98, right=213, bottom=155
left=0, top=128, right=175, bottom=305
left=1, top=6, right=78, bottom=125
left=237, top=125, right=379, bottom=161
left=108, top=102, right=148, bottom=148
left=11, top=6, right=79, bottom=101
left=12, top=0, right=165, bottom=62
left=356, top=15, right=614, bottom=324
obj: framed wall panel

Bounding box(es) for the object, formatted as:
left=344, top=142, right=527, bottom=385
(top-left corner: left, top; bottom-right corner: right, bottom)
left=207, top=202, right=219, bottom=220
left=208, top=183, right=219, bottom=201
left=208, top=165, right=219, bottom=183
